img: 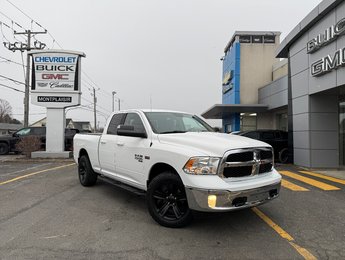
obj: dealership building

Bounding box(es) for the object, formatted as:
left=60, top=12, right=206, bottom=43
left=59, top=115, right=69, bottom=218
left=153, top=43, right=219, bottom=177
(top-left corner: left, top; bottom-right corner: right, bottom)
left=202, top=0, right=345, bottom=169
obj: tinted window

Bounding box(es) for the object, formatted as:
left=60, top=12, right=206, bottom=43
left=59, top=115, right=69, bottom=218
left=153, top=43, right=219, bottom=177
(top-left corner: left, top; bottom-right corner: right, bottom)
left=261, top=132, right=275, bottom=139
left=65, top=128, right=79, bottom=136
left=107, top=114, right=125, bottom=135
left=123, top=113, right=146, bottom=133
left=16, top=128, right=31, bottom=136
left=244, top=132, right=260, bottom=139
left=144, top=112, right=213, bottom=134
left=239, top=35, right=251, bottom=43
left=31, top=127, right=46, bottom=135
left=281, top=131, right=288, bottom=139
left=274, top=132, right=281, bottom=139
left=264, top=35, right=275, bottom=43
left=252, top=35, right=263, bottom=43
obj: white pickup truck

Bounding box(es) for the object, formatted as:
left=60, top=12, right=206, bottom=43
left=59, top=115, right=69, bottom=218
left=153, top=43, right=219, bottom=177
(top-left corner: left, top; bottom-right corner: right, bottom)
left=74, top=109, right=281, bottom=227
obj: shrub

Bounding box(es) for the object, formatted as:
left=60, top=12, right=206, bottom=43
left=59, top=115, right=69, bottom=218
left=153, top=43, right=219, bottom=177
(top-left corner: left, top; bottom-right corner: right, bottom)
left=15, top=136, right=42, bottom=158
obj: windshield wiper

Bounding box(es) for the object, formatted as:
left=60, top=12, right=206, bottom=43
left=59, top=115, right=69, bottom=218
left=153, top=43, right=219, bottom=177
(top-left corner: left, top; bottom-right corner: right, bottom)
left=159, top=130, right=187, bottom=134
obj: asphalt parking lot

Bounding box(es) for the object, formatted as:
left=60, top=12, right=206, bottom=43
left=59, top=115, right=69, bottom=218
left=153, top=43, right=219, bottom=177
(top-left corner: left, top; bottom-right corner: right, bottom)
left=1, top=156, right=345, bottom=259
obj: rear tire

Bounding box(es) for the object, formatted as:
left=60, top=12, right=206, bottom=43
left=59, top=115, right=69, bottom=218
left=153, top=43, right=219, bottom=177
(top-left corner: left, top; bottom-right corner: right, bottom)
left=0, top=143, right=9, bottom=155
left=78, top=155, right=97, bottom=186
left=147, top=172, right=193, bottom=228
left=278, top=148, right=289, bottom=163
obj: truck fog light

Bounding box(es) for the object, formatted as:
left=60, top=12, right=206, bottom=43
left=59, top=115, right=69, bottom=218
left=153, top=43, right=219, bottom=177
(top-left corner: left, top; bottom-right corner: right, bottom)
left=208, top=195, right=217, bottom=208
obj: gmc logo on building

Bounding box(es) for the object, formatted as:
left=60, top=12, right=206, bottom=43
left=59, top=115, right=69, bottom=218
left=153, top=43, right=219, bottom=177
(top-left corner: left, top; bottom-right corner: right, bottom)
left=42, top=74, right=69, bottom=80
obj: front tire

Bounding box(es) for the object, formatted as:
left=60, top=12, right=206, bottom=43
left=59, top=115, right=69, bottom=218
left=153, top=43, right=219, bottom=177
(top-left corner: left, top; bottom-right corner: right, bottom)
left=147, top=172, right=193, bottom=228
left=78, top=155, right=97, bottom=186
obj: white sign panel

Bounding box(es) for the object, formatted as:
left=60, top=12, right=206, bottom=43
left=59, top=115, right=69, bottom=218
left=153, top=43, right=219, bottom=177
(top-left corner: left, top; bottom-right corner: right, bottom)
left=31, top=53, right=79, bottom=92
left=29, top=50, right=85, bottom=108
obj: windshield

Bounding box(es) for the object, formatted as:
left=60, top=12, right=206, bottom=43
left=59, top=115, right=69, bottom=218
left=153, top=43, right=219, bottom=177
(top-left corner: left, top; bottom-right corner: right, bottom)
left=144, top=112, right=214, bottom=134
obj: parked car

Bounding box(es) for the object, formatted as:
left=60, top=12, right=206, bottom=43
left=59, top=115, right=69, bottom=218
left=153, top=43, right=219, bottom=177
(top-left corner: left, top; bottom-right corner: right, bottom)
left=0, top=127, right=79, bottom=155
left=231, top=130, right=288, bottom=163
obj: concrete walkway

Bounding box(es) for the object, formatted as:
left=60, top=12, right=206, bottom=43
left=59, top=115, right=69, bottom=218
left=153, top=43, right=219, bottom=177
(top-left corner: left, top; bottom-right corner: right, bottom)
left=276, top=163, right=345, bottom=180
left=312, top=169, right=345, bottom=180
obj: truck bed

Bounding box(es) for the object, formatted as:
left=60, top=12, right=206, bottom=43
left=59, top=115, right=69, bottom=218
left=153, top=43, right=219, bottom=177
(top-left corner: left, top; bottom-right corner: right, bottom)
left=73, top=133, right=101, bottom=170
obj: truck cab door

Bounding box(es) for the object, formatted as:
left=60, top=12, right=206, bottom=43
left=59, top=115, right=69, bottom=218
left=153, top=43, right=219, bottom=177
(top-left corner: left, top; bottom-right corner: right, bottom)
left=115, top=113, right=150, bottom=189
left=98, top=113, right=125, bottom=177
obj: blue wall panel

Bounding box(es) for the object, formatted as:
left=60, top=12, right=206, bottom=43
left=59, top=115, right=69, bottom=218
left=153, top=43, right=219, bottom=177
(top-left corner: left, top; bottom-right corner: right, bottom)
left=221, top=42, right=241, bottom=132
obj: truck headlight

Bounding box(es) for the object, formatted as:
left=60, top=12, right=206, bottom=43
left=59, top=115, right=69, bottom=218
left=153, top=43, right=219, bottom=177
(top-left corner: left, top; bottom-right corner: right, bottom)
left=183, top=157, right=220, bottom=175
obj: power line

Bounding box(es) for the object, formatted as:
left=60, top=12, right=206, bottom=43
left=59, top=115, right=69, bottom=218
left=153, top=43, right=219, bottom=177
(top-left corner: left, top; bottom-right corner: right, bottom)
left=0, top=55, right=27, bottom=67
left=0, top=21, right=11, bottom=41
left=81, top=86, right=112, bottom=114
left=81, top=96, right=93, bottom=105
left=67, top=106, right=108, bottom=116
left=12, top=112, right=46, bottom=116
left=0, top=74, right=26, bottom=85
left=81, top=70, right=112, bottom=95
left=4, top=0, right=110, bottom=121
left=0, top=82, right=25, bottom=93
left=0, top=10, right=25, bottom=30
left=3, top=30, right=46, bottom=128
left=6, top=0, right=63, bottom=49
left=0, top=19, right=26, bottom=42
left=81, top=96, right=111, bottom=114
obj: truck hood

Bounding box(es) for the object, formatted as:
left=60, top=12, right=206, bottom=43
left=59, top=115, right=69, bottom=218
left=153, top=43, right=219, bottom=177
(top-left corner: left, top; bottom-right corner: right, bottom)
left=157, top=132, right=271, bottom=157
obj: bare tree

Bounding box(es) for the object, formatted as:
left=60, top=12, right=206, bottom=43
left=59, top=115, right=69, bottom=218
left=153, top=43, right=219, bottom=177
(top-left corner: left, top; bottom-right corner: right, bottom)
left=0, top=99, right=13, bottom=123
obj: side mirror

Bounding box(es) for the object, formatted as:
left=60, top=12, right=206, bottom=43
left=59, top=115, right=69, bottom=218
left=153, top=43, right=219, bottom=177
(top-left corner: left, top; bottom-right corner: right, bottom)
left=117, top=125, right=147, bottom=138
left=12, top=133, right=18, bottom=137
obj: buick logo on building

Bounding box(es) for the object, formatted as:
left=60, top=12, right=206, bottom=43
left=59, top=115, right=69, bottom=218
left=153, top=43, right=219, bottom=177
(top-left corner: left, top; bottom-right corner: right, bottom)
left=308, top=18, right=345, bottom=77
left=307, top=18, right=345, bottom=54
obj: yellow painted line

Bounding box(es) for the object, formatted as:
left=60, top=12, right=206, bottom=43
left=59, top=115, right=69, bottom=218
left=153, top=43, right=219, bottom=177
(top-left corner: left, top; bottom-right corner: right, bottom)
left=0, top=163, right=75, bottom=186
left=252, top=207, right=317, bottom=260
left=280, top=170, right=340, bottom=191
left=281, top=179, right=309, bottom=191
left=299, top=170, right=345, bottom=185
left=289, top=242, right=318, bottom=260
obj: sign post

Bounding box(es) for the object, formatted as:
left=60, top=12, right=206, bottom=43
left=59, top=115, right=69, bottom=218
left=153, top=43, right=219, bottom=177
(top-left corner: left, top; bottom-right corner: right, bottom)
left=28, top=50, right=86, bottom=158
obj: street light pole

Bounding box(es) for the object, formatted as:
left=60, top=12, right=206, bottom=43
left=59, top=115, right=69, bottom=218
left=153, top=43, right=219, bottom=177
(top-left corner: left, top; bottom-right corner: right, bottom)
left=112, top=91, right=116, bottom=112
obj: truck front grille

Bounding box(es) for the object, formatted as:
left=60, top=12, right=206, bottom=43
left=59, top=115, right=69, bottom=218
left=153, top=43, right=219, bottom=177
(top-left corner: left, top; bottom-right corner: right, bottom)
left=219, top=148, right=273, bottom=178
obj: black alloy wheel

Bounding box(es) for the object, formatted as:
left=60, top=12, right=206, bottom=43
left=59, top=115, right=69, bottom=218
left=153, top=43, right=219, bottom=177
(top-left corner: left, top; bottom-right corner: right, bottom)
left=78, top=155, right=97, bottom=186
left=147, top=172, right=193, bottom=228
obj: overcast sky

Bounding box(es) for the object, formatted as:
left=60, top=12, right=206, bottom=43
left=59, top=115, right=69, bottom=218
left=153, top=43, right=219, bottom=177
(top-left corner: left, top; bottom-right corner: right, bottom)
left=0, top=0, right=322, bottom=128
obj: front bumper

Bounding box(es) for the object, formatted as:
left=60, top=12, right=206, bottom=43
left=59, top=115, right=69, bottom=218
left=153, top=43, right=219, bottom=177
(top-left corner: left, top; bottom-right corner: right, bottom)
left=185, top=181, right=281, bottom=212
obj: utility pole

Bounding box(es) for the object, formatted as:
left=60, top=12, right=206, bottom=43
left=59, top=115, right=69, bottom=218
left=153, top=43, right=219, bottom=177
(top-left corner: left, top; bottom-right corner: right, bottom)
left=93, top=87, right=97, bottom=133
left=3, top=30, right=47, bottom=127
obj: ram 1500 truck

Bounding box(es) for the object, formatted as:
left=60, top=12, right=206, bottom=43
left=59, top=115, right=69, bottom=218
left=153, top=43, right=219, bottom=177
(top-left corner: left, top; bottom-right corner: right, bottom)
left=74, top=110, right=281, bottom=227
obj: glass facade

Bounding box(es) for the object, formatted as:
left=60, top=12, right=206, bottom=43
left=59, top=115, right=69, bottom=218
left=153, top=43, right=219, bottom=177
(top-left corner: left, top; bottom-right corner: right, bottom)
left=240, top=113, right=257, bottom=131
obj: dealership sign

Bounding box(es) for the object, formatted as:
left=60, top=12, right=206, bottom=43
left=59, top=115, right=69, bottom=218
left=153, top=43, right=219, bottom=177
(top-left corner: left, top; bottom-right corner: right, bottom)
left=309, top=18, right=345, bottom=77
left=29, top=50, right=85, bottom=108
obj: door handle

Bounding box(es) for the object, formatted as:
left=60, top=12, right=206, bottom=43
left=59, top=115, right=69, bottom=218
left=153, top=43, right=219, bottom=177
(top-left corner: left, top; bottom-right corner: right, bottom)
left=117, top=142, right=124, bottom=146
left=100, top=141, right=106, bottom=144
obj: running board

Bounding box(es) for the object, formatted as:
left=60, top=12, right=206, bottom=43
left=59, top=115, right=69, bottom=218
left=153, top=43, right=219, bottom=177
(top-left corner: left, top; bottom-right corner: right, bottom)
left=99, top=175, right=146, bottom=196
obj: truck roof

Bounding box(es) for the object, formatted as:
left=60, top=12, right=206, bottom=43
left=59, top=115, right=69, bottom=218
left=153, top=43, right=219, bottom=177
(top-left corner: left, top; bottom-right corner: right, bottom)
left=114, top=109, right=193, bottom=114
